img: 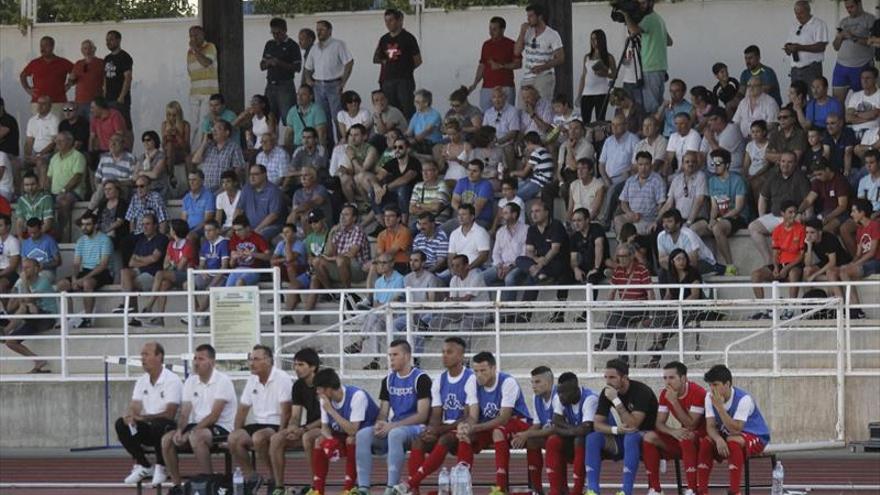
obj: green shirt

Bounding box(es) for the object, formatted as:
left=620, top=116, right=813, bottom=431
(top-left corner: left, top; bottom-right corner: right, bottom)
left=47, top=150, right=87, bottom=198
left=304, top=229, right=329, bottom=258
left=638, top=12, right=669, bottom=73
left=285, top=104, right=327, bottom=147
left=14, top=192, right=54, bottom=224
left=14, top=274, right=58, bottom=314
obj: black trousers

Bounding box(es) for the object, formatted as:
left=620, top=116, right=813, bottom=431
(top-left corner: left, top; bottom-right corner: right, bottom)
left=115, top=417, right=177, bottom=466
left=580, top=94, right=608, bottom=124
left=381, top=78, right=416, bottom=119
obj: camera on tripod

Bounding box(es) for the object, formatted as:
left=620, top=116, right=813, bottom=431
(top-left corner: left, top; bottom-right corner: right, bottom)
left=610, top=0, right=643, bottom=23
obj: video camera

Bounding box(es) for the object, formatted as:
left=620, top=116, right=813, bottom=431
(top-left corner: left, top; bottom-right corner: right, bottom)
left=610, top=0, right=643, bottom=23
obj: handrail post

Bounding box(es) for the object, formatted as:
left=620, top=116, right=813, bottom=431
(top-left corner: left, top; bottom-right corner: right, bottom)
left=272, top=266, right=281, bottom=363
left=123, top=293, right=130, bottom=379
left=60, top=292, right=68, bottom=378
left=844, top=284, right=852, bottom=373
left=771, top=282, right=779, bottom=373
left=338, top=291, right=346, bottom=378
left=677, top=285, right=685, bottom=363
left=494, top=288, right=502, bottom=370
left=186, top=268, right=195, bottom=356
left=835, top=295, right=846, bottom=442
left=585, top=285, right=593, bottom=373
left=404, top=288, right=413, bottom=356
left=385, top=304, right=394, bottom=361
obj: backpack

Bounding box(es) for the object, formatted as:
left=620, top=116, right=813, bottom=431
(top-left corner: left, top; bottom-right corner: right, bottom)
left=184, top=473, right=229, bottom=495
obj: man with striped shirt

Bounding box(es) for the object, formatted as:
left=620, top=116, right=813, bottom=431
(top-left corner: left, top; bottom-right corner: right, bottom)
left=513, top=131, right=553, bottom=202
left=56, top=212, right=114, bottom=328
left=89, top=133, right=135, bottom=210
left=187, top=26, right=218, bottom=147
left=412, top=212, right=449, bottom=274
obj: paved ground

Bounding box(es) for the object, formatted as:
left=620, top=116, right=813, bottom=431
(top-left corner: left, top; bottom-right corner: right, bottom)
left=0, top=448, right=877, bottom=494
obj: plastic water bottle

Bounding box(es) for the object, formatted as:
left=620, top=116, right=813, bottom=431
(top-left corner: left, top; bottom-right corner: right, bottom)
left=438, top=467, right=451, bottom=495
left=452, top=462, right=472, bottom=495
left=232, top=466, right=245, bottom=495
left=771, top=460, right=784, bottom=495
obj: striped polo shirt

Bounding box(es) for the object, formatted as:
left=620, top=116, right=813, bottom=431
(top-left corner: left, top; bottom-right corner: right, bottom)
left=188, top=42, right=219, bottom=96
left=412, top=228, right=449, bottom=271
left=527, top=146, right=554, bottom=187
left=95, top=152, right=135, bottom=184
left=74, top=232, right=113, bottom=270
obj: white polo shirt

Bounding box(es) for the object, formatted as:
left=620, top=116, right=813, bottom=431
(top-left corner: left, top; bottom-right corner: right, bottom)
left=240, top=367, right=293, bottom=426
left=131, top=367, right=183, bottom=416
left=666, top=129, right=702, bottom=167
left=447, top=224, right=491, bottom=265
left=183, top=369, right=237, bottom=432
left=303, top=37, right=354, bottom=81
left=786, top=15, right=830, bottom=68
left=26, top=113, right=60, bottom=153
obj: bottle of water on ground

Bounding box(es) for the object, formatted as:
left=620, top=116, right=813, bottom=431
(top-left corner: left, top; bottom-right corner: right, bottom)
left=771, top=460, right=784, bottom=495
left=232, top=466, right=244, bottom=495
left=438, top=466, right=451, bottom=495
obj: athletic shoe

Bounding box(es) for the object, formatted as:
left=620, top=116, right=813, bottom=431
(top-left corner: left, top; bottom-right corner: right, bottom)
left=647, top=489, right=664, bottom=495
left=850, top=308, right=866, bottom=320
left=300, top=487, right=317, bottom=495
left=141, top=317, right=164, bottom=327
left=781, top=309, right=795, bottom=320
left=355, top=298, right=373, bottom=311
left=281, top=315, right=295, bottom=325
left=271, top=488, right=287, bottom=495
left=128, top=318, right=143, bottom=327
left=392, top=483, right=413, bottom=495
left=305, top=489, right=321, bottom=495
left=488, top=486, right=506, bottom=495
left=724, top=265, right=738, bottom=276
left=344, top=339, right=363, bottom=354
left=151, top=464, right=167, bottom=487
left=301, top=315, right=312, bottom=325
left=683, top=490, right=696, bottom=495
left=582, top=490, right=598, bottom=495
left=196, top=316, right=208, bottom=327
left=615, top=491, right=626, bottom=495
left=112, top=304, right=126, bottom=314
left=123, top=464, right=154, bottom=483
left=749, top=310, right=771, bottom=320
left=179, top=316, right=189, bottom=326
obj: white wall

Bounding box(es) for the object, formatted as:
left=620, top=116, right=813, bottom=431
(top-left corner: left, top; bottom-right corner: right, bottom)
left=0, top=0, right=861, bottom=155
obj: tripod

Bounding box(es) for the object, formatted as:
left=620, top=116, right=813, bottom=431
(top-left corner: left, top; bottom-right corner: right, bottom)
left=597, top=32, right=643, bottom=121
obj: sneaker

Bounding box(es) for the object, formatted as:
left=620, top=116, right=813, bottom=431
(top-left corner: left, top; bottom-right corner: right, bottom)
left=488, top=486, right=506, bottom=495
left=549, top=311, right=564, bottom=323
left=281, top=315, right=295, bottom=325
left=141, top=317, right=164, bottom=327
left=77, top=318, right=93, bottom=328
left=749, top=310, right=771, bottom=320
left=123, top=464, right=153, bottom=484
left=271, top=488, right=288, bottom=495
left=151, top=464, right=167, bottom=487
left=128, top=318, right=143, bottom=327
left=344, top=339, right=364, bottom=354
left=363, top=358, right=381, bottom=370
left=724, top=265, right=738, bottom=276
left=781, top=309, right=795, bottom=320
left=392, top=483, right=413, bottom=495
left=302, top=488, right=318, bottom=495
left=582, top=491, right=598, bottom=495
left=383, top=487, right=396, bottom=495
left=112, top=304, right=126, bottom=314
left=850, top=308, right=866, bottom=320
left=301, top=315, right=311, bottom=325
left=179, top=316, right=189, bottom=326
left=615, top=491, right=626, bottom=495
left=355, top=298, right=373, bottom=311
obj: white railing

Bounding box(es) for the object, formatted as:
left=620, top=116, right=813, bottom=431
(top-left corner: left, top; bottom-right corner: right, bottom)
left=0, top=270, right=877, bottom=382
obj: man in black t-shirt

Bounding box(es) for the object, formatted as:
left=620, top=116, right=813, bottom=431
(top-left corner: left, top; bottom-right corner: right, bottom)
left=570, top=207, right=610, bottom=288
left=585, top=359, right=658, bottom=495
left=0, top=98, right=19, bottom=158
left=261, top=17, right=302, bottom=121
left=373, top=8, right=422, bottom=119
left=59, top=104, right=89, bottom=151
left=803, top=218, right=852, bottom=283
left=268, top=348, right=322, bottom=493
left=103, top=30, right=134, bottom=131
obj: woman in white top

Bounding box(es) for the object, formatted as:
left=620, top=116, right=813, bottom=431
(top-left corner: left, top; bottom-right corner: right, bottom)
left=433, top=118, right=472, bottom=189
left=336, top=90, right=372, bottom=140
left=577, top=29, right=616, bottom=124
left=233, top=94, right=277, bottom=157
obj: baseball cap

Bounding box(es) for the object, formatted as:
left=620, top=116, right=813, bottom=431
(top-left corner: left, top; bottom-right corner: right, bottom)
left=308, top=208, right=325, bottom=223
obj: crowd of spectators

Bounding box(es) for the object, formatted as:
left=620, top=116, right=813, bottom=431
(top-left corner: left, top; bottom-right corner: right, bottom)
left=1, top=1, right=880, bottom=367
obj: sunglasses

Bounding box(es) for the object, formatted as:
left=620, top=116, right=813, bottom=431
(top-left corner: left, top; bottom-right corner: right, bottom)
left=135, top=184, right=147, bottom=189
left=62, top=107, right=74, bottom=112
left=393, top=146, right=406, bottom=150
left=796, top=25, right=803, bottom=36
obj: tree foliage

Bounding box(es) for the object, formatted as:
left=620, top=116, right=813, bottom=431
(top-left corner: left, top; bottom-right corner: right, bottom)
left=1, top=0, right=194, bottom=25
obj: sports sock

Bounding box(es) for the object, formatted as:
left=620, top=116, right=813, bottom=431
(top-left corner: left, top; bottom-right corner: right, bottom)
left=344, top=443, right=357, bottom=491
left=727, top=440, right=745, bottom=494
left=584, top=432, right=605, bottom=493
left=494, top=440, right=511, bottom=491
left=457, top=440, right=474, bottom=469
left=312, top=447, right=328, bottom=494
left=642, top=440, right=662, bottom=491
left=544, top=435, right=564, bottom=495
left=696, top=436, right=715, bottom=494
left=572, top=444, right=586, bottom=495
left=409, top=447, right=425, bottom=480
left=680, top=438, right=699, bottom=491
left=527, top=447, right=543, bottom=492
left=622, top=432, right=642, bottom=495
left=410, top=443, right=448, bottom=487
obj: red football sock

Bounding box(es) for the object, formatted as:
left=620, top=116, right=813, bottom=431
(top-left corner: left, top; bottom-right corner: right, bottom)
left=642, top=440, right=662, bottom=491
left=680, top=438, right=699, bottom=491
left=527, top=447, right=543, bottom=492
left=344, top=443, right=357, bottom=490
left=572, top=444, right=585, bottom=495
left=409, top=447, right=425, bottom=480
left=544, top=435, right=564, bottom=495
left=696, top=436, right=715, bottom=495
left=494, top=440, right=511, bottom=491
left=727, top=440, right=745, bottom=494
left=311, top=447, right=328, bottom=494
left=457, top=440, right=474, bottom=470
left=411, top=443, right=449, bottom=487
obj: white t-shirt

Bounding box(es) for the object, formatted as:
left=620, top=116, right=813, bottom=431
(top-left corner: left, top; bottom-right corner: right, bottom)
left=657, top=226, right=716, bottom=265
left=746, top=140, right=769, bottom=176
left=0, top=152, right=14, bottom=198
left=0, top=234, right=21, bottom=270
left=705, top=390, right=755, bottom=422
left=303, top=37, right=354, bottom=81
left=131, top=368, right=184, bottom=416
left=431, top=369, right=479, bottom=424
left=450, top=268, right=490, bottom=301
left=182, top=369, right=238, bottom=433
left=447, top=224, right=491, bottom=264
left=480, top=374, right=522, bottom=409
left=846, top=89, right=880, bottom=132
left=26, top=113, right=60, bottom=153
left=336, top=108, right=372, bottom=133
left=321, top=387, right=370, bottom=424
left=786, top=15, right=830, bottom=68
left=666, top=129, right=702, bottom=166
left=552, top=391, right=599, bottom=424
left=522, top=26, right=563, bottom=78
left=861, top=127, right=879, bottom=147
left=215, top=190, right=240, bottom=229
left=240, top=367, right=294, bottom=426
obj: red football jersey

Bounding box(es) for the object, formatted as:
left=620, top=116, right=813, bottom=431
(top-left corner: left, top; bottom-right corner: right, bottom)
left=658, top=380, right=707, bottom=435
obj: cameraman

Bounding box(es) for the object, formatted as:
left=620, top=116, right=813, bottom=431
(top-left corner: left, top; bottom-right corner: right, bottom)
left=623, top=0, right=673, bottom=115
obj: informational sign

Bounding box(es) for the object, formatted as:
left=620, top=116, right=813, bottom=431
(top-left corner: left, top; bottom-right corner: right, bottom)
left=210, top=286, right=260, bottom=355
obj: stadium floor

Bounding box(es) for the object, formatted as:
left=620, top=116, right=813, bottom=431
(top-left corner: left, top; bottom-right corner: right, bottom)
left=0, top=448, right=878, bottom=494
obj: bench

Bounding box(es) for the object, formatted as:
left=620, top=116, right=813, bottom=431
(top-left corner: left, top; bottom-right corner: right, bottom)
left=673, top=446, right=777, bottom=495
left=135, top=443, right=253, bottom=495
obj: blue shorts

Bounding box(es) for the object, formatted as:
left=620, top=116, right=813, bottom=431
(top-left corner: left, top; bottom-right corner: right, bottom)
left=832, top=63, right=871, bottom=91
left=862, top=259, right=880, bottom=277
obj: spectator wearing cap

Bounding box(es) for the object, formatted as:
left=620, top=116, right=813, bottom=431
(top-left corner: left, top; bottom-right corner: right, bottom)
left=117, top=213, right=169, bottom=323
left=658, top=151, right=708, bottom=227
left=692, top=149, right=752, bottom=275
left=59, top=102, right=90, bottom=152
left=235, top=164, right=285, bottom=242
left=19, top=35, right=72, bottom=115
left=215, top=170, right=241, bottom=235
left=15, top=172, right=54, bottom=236
left=469, top=16, right=518, bottom=111
left=748, top=151, right=812, bottom=265
left=663, top=112, right=700, bottom=178
left=181, top=169, right=216, bottom=238
left=614, top=151, right=666, bottom=236
left=732, top=76, right=780, bottom=139
left=785, top=0, right=830, bottom=88
left=712, top=62, right=740, bottom=114
left=271, top=223, right=311, bottom=325
left=288, top=166, right=331, bottom=233
left=656, top=79, right=693, bottom=138
left=21, top=218, right=60, bottom=282
left=2, top=257, right=58, bottom=373
left=800, top=160, right=852, bottom=235
left=192, top=119, right=246, bottom=192
left=699, top=106, right=746, bottom=175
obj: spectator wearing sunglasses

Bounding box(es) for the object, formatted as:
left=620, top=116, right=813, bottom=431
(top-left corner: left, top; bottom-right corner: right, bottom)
left=59, top=104, right=89, bottom=151
left=658, top=151, right=708, bottom=228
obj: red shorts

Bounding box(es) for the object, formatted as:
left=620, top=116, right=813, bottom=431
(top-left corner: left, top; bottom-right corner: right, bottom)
left=655, top=431, right=702, bottom=459
left=470, top=416, right=532, bottom=453
left=711, top=432, right=765, bottom=460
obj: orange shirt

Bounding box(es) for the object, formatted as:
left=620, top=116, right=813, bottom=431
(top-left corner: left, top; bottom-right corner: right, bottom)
left=771, top=221, right=806, bottom=265
left=377, top=225, right=413, bottom=265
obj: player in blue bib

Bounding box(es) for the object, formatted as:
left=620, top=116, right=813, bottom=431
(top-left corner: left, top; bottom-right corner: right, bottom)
left=505, top=366, right=558, bottom=493
left=545, top=372, right=598, bottom=495
left=457, top=352, right=533, bottom=495
left=698, top=365, right=771, bottom=495
left=394, top=337, right=479, bottom=495
left=311, top=368, right=379, bottom=495
left=355, top=340, right=432, bottom=493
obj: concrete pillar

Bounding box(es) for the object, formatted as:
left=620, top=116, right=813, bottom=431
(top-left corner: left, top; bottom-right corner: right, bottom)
left=202, top=0, right=244, bottom=112
left=541, top=0, right=574, bottom=105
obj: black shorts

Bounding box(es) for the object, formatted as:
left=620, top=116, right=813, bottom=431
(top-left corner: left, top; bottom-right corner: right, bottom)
left=9, top=317, right=55, bottom=337
left=183, top=423, right=229, bottom=443
left=244, top=424, right=279, bottom=436
left=75, top=269, right=114, bottom=289
left=0, top=272, right=19, bottom=286
left=719, top=216, right=748, bottom=233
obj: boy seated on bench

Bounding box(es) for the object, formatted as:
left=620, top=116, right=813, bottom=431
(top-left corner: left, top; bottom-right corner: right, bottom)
left=310, top=368, right=380, bottom=495
left=697, top=364, right=771, bottom=495
left=544, top=372, right=597, bottom=495
left=160, top=344, right=237, bottom=495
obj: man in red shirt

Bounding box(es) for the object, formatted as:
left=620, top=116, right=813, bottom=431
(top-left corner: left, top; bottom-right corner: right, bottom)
left=227, top=215, right=271, bottom=287
left=834, top=199, right=880, bottom=319
left=20, top=36, right=73, bottom=115
left=642, top=361, right=707, bottom=495
left=600, top=243, right=654, bottom=361
left=68, top=39, right=105, bottom=119
left=89, top=97, right=127, bottom=155
left=750, top=200, right=805, bottom=319
left=469, top=17, right=519, bottom=111
left=799, top=160, right=851, bottom=235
